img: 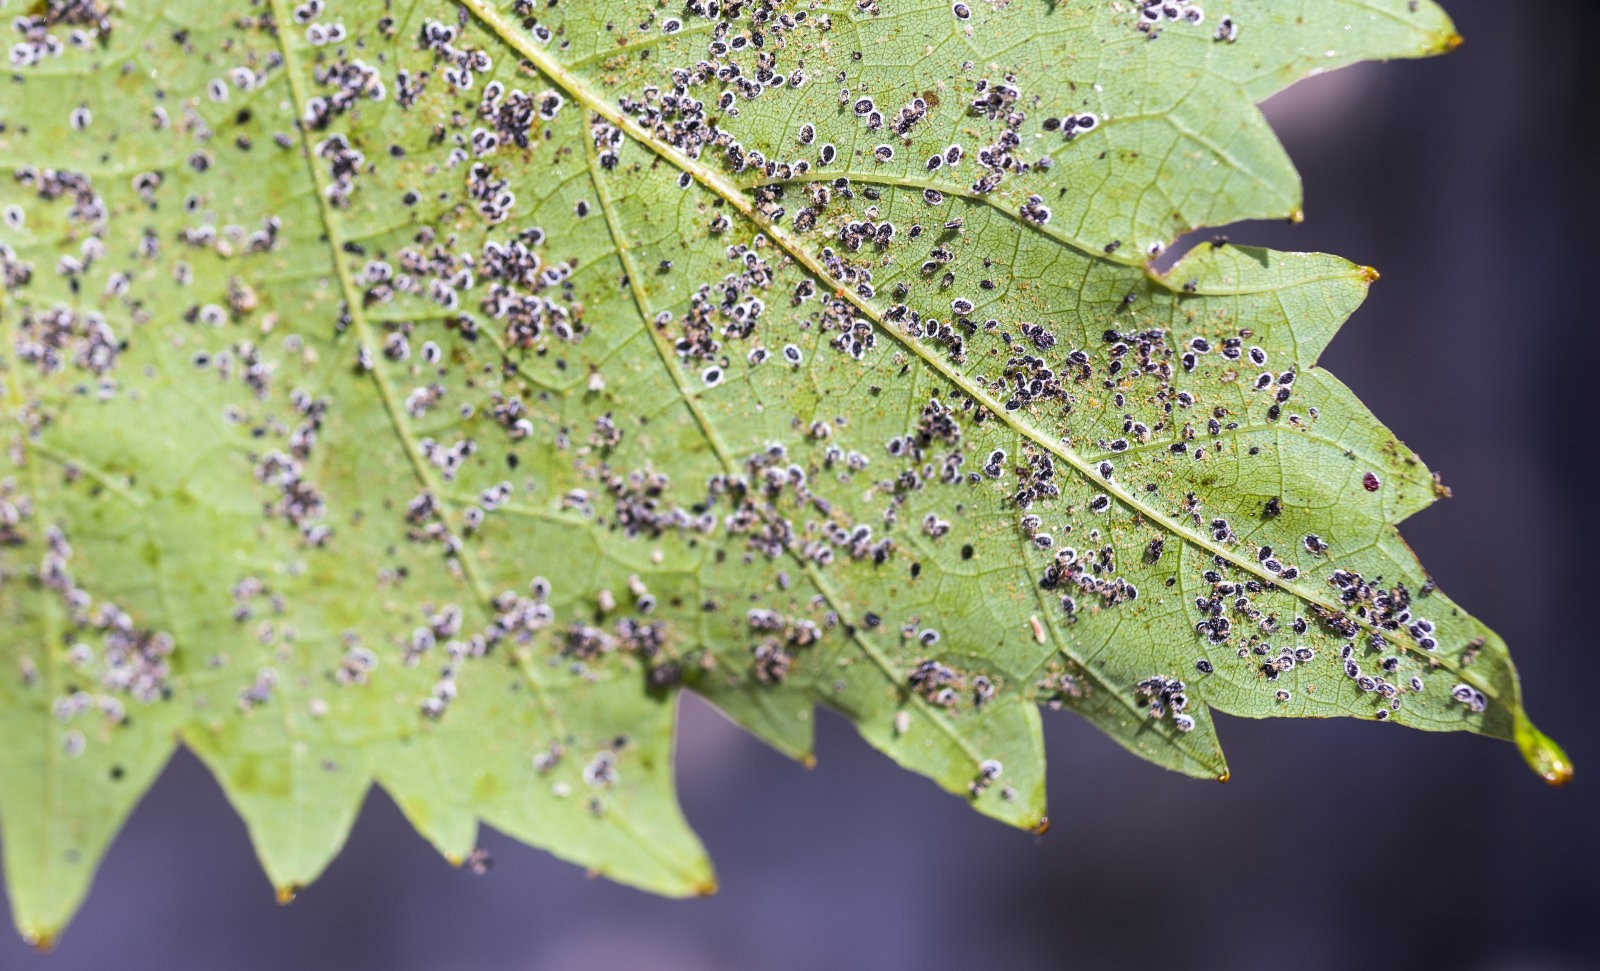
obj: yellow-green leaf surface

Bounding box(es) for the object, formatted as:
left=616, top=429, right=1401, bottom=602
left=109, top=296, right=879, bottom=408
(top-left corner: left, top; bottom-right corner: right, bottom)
left=0, top=0, right=1568, bottom=945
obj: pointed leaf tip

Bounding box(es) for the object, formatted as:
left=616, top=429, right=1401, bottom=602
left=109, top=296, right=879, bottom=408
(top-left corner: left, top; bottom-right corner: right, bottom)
left=1515, top=718, right=1574, bottom=788
left=23, top=930, right=54, bottom=953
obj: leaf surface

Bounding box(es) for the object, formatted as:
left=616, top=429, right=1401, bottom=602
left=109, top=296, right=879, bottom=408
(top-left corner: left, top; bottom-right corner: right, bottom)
left=0, top=0, right=1566, bottom=944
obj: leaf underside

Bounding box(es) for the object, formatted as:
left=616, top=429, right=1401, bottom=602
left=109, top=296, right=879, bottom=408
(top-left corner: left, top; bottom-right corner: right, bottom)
left=0, top=0, right=1568, bottom=945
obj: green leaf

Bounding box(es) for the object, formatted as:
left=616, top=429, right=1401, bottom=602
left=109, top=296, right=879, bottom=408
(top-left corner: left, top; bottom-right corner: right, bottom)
left=0, top=0, right=1567, bottom=945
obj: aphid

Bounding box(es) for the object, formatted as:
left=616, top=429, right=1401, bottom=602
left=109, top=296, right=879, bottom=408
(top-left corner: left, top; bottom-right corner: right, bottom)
left=1450, top=683, right=1488, bottom=713
left=1362, top=471, right=1381, bottom=492
left=1195, top=658, right=1213, bottom=674
left=582, top=751, right=620, bottom=788
left=952, top=1, right=972, bottom=19
left=1062, top=113, right=1098, bottom=139
left=1020, top=195, right=1052, bottom=225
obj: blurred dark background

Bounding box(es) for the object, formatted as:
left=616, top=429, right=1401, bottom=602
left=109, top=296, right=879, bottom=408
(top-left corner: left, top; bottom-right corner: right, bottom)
left=5, top=0, right=1597, bottom=967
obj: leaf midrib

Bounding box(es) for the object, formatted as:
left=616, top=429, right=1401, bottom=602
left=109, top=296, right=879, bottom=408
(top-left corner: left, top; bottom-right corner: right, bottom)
left=262, top=2, right=717, bottom=889
left=266, top=0, right=492, bottom=608
left=463, top=3, right=1246, bottom=774
left=457, top=0, right=1504, bottom=707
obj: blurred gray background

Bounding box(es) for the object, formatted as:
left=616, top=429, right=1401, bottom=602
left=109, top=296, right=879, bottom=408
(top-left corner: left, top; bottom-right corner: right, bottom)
left=4, top=0, right=1597, bottom=967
